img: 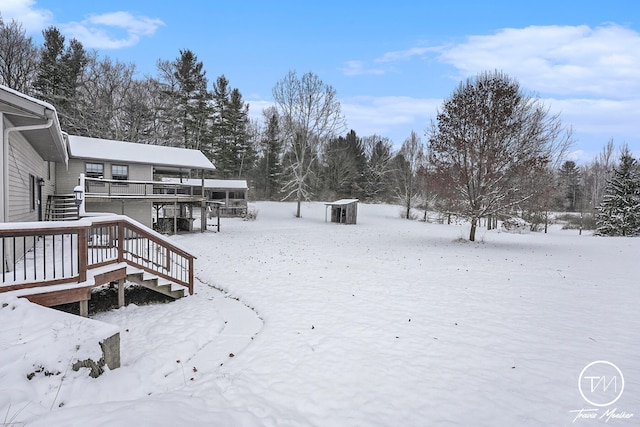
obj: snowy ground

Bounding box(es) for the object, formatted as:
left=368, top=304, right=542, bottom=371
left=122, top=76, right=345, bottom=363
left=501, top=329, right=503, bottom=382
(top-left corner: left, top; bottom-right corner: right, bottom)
left=1, top=201, right=638, bottom=426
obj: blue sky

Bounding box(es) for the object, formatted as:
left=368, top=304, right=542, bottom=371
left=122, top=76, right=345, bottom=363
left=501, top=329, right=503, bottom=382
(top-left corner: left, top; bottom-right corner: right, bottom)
left=3, top=0, right=640, bottom=162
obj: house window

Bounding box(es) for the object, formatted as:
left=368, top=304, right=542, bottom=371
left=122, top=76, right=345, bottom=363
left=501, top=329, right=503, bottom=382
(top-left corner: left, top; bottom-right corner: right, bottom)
left=111, top=164, right=129, bottom=181
left=85, top=162, right=104, bottom=179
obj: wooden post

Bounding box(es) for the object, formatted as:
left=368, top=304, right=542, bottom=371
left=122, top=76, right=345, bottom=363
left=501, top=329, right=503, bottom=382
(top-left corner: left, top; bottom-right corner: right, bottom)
left=188, top=256, right=194, bottom=295
left=117, top=222, right=125, bottom=263
left=117, top=278, right=125, bottom=308
left=79, top=300, right=88, bottom=317
left=77, top=227, right=88, bottom=283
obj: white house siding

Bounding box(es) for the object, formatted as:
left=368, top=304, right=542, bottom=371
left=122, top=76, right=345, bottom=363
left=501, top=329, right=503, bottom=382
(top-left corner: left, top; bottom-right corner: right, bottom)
left=2, top=130, right=56, bottom=271
left=6, top=131, right=55, bottom=223
left=56, top=159, right=153, bottom=194
left=55, top=159, right=85, bottom=195
left=86, top=200, right=153, bottom=228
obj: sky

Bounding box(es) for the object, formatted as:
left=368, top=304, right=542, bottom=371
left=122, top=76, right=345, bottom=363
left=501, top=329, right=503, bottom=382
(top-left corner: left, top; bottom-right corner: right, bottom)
left=2, top=0, right=640, bottom=162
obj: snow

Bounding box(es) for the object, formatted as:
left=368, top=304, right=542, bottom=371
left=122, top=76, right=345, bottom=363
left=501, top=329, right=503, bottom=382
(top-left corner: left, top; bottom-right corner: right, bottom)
left=1, top=201, right=638, bottom=426
left=325, top=198, right=359, bottom=205
left=67, top=135, right=215, bottom=171
left=161, top=177, right=249, bottom=190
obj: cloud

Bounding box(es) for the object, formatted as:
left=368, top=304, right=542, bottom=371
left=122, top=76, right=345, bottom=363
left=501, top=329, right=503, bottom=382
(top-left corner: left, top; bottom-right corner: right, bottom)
left=437, top=24, right=640, bottom=99
left=0, top=0, right=53, bottom=33
left=340, top=96, right=441, bottom=144
left=340, top=60, right=386, bottom=76
left=60, top=12, right=165, bottom=49
left=376, top=46, right=440, bottom=63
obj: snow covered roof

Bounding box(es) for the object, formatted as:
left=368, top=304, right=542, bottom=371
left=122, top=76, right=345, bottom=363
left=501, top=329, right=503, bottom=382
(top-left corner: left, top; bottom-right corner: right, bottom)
left=161, top=177, right=248, bottom=190
left=0, top=84, right=67, bottom=164
left=67, top=135, right=215, bottom=171
left=325, top=199, right=359, bottom=206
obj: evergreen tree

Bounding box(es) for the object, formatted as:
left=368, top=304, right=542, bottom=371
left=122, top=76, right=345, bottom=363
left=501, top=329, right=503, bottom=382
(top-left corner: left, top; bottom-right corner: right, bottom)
left=33, top=27, right=87, bottom=132
left=157, top=50, right=211, bottom=150
left=210, top=75, right=251, bottom=178
left=321, top=130, right=366, bottom=199
left=595, top=148, right=640, bottom=236
left=557, top=160, right=582, bottom=211
left=256, top=107, right=284, bottom=200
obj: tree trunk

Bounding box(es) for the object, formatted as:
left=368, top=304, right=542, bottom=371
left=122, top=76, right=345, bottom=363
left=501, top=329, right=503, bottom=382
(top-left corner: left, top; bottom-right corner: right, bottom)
left=296, top=187, right=302, bottom=218
left=469, top=216, right=477, bottom=241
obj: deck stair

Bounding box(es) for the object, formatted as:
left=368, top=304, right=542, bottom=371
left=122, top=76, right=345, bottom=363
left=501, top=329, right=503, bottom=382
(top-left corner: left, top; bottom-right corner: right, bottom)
left=125, top=266, right=186, bottom=299
left=45, top=194, right=78, bottom=221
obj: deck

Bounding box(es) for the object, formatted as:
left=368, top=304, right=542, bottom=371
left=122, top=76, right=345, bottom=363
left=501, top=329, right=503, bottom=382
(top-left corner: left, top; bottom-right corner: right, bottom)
left=1, top=215, right=195, bottom=315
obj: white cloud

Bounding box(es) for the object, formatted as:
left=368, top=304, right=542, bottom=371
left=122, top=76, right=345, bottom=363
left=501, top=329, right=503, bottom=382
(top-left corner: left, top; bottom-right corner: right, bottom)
left=437, top=24, right=640, bottom=99
left=0, top=0, right=164, bottom=49
left=60, top=12, right=165, bottom=49
left=376, top=46, right=440, bottom=63
left=0, top=0, right=53, bottom=33
left=340, top=60, right=386, bottom=76
left=340, top=96, right=441, bottom=144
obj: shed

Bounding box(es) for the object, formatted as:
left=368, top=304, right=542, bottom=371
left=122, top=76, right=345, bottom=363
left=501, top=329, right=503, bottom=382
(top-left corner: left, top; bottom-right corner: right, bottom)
left=325, top=199, right=359, bottom=224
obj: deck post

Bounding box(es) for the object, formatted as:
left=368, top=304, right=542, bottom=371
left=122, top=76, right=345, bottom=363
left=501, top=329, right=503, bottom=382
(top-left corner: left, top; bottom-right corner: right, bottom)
left=77, top=227, right=88, bottom=283
left=117, top=222, right=125, bottom=263
left=79, top=299, right=88, bottom=317
left=117, top=278, right=125, bottom=308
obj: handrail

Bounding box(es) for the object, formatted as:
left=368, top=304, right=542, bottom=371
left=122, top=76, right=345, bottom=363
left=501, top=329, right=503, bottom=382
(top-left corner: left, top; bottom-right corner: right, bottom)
left=1, top=215, right=195, bottom=295
left=84, top=176, right=200, bottom=198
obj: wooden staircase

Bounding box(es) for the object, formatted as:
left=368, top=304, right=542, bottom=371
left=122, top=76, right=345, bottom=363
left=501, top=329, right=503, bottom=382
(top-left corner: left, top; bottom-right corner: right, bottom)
left=45, top=194, right=79, bottom=221
left=125, top=267, right=185, bottom=299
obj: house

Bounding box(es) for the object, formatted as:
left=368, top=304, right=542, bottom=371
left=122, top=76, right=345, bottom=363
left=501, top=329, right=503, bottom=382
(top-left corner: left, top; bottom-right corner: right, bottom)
left=1, top=85, right=201, bottom=321
left=161, top=178, right=249, bottom=217
left=325, top=199, right=359, bottom=224
left=0, top=84, right=67, bottom=224
left=55, top=135, right=216, bottom=231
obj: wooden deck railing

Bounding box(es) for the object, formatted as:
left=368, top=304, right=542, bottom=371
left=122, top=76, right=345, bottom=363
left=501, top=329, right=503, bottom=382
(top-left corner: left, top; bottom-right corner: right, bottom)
left=84, top=176, right=200, bottom=198
left=1, top=216, right=195, bottom=295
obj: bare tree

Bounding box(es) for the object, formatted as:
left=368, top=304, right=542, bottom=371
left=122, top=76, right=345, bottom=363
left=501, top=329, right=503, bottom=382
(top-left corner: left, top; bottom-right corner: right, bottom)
left=428, top=71, right=573, bottom=241
left=273, top=71, right=346, bottom=217
left=392, top=131, right=425, bottom=219
left=362, top=135, right=394, bottom=202
left=74, top=53, right=136, bottom=139
left=0, top=17, right=38, bottom=93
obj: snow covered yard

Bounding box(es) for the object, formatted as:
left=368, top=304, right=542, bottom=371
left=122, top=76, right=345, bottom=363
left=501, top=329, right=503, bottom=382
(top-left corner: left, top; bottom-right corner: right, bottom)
left=1, top=201, right=638, bottom=426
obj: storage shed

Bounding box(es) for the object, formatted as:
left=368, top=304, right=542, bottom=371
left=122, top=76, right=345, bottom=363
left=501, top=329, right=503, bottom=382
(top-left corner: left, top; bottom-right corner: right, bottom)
left=325, top=199, right=359, bottom=224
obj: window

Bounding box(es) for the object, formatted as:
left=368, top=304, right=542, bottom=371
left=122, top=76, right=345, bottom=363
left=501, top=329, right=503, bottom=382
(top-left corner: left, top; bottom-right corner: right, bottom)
left=111, top=164, right=129, bottom=181
left=85, top=163, right=104, bottom=179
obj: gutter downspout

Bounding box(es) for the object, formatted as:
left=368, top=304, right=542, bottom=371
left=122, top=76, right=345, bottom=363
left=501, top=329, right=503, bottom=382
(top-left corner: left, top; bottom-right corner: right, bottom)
left=2, top=112, right=54, bottom=222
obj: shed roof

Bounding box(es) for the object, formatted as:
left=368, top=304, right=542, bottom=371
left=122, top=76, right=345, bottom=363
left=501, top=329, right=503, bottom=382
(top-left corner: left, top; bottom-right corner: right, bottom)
left=325, top=199, right=359, bottom=206
left=67, top=135, right=215, bottom=172
left=0, top=84, right=67, bottom=164
left=161, top=177, right=248, bottom=190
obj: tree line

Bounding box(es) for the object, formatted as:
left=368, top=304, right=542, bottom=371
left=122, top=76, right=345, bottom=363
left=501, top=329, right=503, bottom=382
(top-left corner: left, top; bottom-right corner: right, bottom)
left=2, top=17, right=638, bottom=238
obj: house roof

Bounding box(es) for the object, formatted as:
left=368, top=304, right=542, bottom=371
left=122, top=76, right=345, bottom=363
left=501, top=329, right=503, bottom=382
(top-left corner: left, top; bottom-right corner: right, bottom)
left=325, top=199, right=359, bottom=206
left=67, top=135, right=215, bottom=172
left=0, top=85, right=68, bottom=165
left=161, top=177, right=248, bottom=190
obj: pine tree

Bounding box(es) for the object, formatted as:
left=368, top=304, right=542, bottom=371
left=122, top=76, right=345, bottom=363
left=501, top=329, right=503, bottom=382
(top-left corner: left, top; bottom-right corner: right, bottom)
left=33, top=27, right=87, bottom=132
left=210, top=75, right=251, bottom=178
left=595, top=149, right=640, bottom=236
left=256, top=108, right=284, bottom=200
